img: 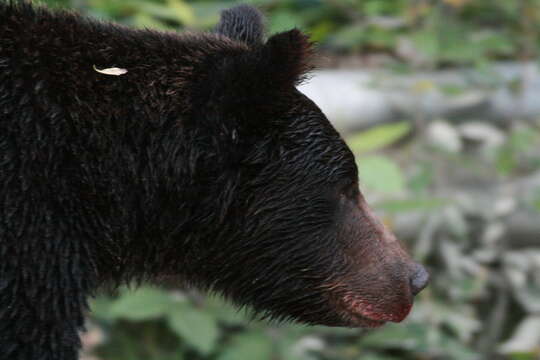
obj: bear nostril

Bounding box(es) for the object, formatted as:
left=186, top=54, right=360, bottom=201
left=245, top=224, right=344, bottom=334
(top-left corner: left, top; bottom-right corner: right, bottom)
left=410, top=263, right=429, bottom=296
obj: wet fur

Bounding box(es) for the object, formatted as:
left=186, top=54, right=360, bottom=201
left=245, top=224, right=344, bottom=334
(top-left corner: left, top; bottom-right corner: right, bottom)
left=0, top=2, right=416, bottom=359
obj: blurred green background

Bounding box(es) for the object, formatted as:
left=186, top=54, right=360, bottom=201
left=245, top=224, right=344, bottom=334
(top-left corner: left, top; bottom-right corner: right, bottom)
left=39, top=0, right=540, bottom=359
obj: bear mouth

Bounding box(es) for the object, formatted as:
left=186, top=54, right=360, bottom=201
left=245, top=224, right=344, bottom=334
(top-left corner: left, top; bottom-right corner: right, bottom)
left=336, top=293, right=413, bottom=328
left=348, top=313, right=387, bottom=328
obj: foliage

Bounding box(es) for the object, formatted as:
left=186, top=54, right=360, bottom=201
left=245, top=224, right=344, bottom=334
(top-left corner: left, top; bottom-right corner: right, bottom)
left=40, top=0, right=540, bottom=67
left=88, top=288, right=332, bottom=360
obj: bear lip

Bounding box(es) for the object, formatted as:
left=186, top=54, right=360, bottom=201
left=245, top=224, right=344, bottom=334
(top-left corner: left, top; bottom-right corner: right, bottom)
left=341, top=294, right=413, bottom=325
left=347, top=313, right=387, bottom=328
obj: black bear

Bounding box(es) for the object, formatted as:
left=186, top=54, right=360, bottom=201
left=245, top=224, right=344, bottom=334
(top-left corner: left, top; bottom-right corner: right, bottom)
left=0, top=2, right=429, bottom=359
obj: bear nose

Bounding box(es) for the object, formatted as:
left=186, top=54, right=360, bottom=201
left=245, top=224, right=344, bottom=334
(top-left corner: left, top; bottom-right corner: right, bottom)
left=410, top=263, right=429, bottom=296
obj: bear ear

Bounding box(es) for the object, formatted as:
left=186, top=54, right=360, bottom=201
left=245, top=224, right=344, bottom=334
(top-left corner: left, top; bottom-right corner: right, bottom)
left=214, top=5, right=265, bottom=46
left=263, top=29, right=314, bottom=87
left=196, top=15, right=314, bottom=112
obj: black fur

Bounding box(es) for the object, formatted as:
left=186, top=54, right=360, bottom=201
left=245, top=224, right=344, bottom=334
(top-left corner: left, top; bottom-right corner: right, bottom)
left=214, top=4, right=265, bottom=46
left=0, top=2, right=427, bottom=360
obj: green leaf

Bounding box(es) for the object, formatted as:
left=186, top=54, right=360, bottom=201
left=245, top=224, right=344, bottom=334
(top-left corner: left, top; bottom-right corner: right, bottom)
left=436, top=336, right=479, bottom=360
left=167, top=0, right=196, bottom=27
left=132, top=13, right=172, bottom=30
left=190, top=2, right=229, bottom=29
left=364, top=27, right=397, bottom=48
left=438, top=25, right=483, bottom=63
left=217, top=333, right=273, bottom=360
left=358, top=155, right=405, bottom=194
left=309, top=21, right=334, bottom=43
left=439, top=84, right=466, bottom=96
left=473, top=31, right=515, bottom=57
left=167, top=305, right=219, bottom=355
left=376, top=198, right=447, bottom=213
left=347, top=122, right=411, bottom=155
left=509, top=127, right=538, bottom=152
left=328, top=24, right=366, bottom=51
left=359, top=354, right=403, bottom=360
left=269, top=11, right=305, bottom=33
left=408, top=163, right=434, bottom=194
left=533, top=189, right=540, bottom=212
left=205, top=295, right=249, bottom=326
left=509, top=354, right=538, bottom=360
left=135, top=1, right=181, bottom=22
left=496, top=145, right=516, bottom=175
left=89, top=296, right=115, bottom=321
left=410, top=30, right=439, bottom=60
left=108, top=287, right=175, bottom=321
left=364, top=0, right=390, bottom=16
left=361, top=323, right=427, bottom=350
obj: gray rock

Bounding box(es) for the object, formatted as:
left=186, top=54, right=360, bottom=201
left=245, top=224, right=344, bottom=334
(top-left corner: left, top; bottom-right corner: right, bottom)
left=298, top=62, right=540, bottom=132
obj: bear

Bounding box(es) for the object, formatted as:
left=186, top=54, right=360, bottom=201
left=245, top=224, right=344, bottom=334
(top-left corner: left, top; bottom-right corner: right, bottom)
left=0, top=2, right=429, bottom=360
